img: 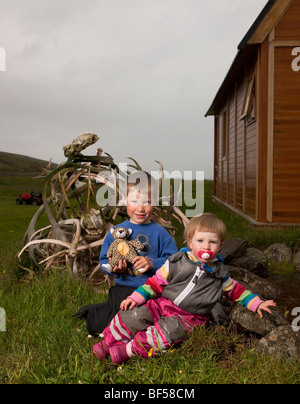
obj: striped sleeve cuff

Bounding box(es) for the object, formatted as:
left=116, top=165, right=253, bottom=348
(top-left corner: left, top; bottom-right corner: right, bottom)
left=128, top=291, right=146, bottom=306
left=247, top=296, right=264, bottom=313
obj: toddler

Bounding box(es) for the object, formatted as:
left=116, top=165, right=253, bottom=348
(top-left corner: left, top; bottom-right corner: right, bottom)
left=93, top=213, right=276, bottom=364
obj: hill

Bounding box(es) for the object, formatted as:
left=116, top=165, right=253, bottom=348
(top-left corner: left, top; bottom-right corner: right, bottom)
left=0, top=151, right=57, bottom=177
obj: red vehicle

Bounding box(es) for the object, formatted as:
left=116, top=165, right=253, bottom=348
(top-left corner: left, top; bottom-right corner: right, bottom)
left=16, top=191, right=43, bottom=206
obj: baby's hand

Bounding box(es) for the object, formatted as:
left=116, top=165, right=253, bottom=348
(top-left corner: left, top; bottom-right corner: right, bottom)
left=132, top=256, right=153, bottom=274
left=257, top=300, right=277, bottom=319
left=120, top=298, right=137, bottom=311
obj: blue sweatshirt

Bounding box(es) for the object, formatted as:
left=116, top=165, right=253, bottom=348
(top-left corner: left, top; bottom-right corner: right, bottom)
left=99, top=220, right=178, bottom=287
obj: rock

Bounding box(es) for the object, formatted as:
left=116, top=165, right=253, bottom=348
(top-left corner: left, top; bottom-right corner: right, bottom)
left=230, top=254, right=269, bottom=278
left=229, top=305, right=289, bottom=337
left=227, top=266, right=280, bottom=300
left=293, top=249, right=300, bottom=272
left=245, top=247, right=268, bottom=266
left=220, top=239, right=248, bottom=264
left=256, top=325, right=300, bottom=362
left=264, top=244, right=293, bottom=265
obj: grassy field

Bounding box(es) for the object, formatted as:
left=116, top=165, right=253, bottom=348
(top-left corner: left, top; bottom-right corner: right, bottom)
left=0, top=176, right=299, bottom=384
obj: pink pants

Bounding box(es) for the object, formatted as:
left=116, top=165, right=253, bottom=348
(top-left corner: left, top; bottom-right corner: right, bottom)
left=102, top=297, right=209, bottom=359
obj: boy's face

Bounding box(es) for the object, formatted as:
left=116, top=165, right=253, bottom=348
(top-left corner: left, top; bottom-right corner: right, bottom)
left=188, top=231, right=223, bottom=263
left=126, top=189, right=154, bottom=225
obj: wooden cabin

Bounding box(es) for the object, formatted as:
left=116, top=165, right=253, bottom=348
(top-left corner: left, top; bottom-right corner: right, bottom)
left=206, top=0, right=300, bottom=225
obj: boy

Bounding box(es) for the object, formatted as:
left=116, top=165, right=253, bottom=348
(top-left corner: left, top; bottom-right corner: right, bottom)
left=93, top=213, right=276, bottom=364
left=75, top=171, right=178, bottom=336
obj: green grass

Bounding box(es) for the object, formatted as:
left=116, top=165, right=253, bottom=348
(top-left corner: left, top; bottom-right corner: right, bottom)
left=0, top=270, right=299, bottom=384
left=0, top=176, right=49, bottom=285
left=0, top=176, right=299, bottom=384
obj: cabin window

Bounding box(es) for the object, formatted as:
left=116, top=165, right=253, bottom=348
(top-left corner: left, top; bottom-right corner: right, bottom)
left=241, top=72, right=256, bottom=124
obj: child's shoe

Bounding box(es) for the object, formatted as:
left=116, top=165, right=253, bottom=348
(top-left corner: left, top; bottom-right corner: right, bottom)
left=109, top=343, right=131, bottom=365
left=93, top=340, right=110, bottom=360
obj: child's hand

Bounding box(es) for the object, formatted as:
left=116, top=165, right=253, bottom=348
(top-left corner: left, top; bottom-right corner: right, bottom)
left=132, top=256, right=153, bottom=274
left=112, top=260, right=128, bottom=274
left=257, top=300, right=277, bottom=319
left=120, top=298, right=137, bottom=311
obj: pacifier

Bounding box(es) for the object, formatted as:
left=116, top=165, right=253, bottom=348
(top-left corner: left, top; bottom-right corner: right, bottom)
left=198, top=250, right=214, bottom=260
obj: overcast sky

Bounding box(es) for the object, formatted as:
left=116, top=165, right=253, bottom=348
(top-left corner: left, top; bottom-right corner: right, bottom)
left=0, top=0, right=269, bottom=179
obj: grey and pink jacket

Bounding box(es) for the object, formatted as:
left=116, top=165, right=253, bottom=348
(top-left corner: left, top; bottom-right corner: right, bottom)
left=129, top=249, right=264, bottom=316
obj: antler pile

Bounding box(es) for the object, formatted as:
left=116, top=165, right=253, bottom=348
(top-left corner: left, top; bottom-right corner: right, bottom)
left=18, top=133, right=189, bottom=283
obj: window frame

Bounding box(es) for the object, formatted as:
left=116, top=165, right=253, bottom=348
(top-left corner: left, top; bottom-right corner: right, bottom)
left=240, top=71, right=256, bottom=123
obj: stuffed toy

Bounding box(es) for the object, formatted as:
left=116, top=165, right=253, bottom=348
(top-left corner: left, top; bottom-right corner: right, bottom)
left=102, top=227, right=145, bottom=276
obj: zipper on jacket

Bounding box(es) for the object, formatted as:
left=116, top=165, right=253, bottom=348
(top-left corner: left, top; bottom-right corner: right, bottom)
left=173, top=267, right=203, bottom=307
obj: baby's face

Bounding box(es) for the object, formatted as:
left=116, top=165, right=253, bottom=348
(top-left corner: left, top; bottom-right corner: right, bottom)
left=189, top=231, right=223, bottom=263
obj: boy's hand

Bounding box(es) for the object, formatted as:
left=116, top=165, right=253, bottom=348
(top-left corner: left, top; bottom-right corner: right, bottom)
left=112, top=260, right=128, bottom=274
left=257, top=300, right=277, bottom=319
left=120, top=298, right=137, bottom=311
left=132, top=256, right=153, bottom=274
